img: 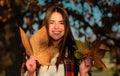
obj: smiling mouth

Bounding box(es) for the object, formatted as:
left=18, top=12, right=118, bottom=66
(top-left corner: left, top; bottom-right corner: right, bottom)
left=53, top=31, right=61, bottom=35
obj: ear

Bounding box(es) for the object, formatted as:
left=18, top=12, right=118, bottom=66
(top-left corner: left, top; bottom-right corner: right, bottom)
left=19, top=27, right=33, bottom=56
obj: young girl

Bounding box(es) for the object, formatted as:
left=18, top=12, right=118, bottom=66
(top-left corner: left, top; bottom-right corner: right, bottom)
left=23, top=5, right=92, bottom=76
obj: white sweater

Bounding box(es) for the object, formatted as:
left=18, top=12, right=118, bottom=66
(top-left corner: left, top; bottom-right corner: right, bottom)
left=24, top=53, right=65, bottom=76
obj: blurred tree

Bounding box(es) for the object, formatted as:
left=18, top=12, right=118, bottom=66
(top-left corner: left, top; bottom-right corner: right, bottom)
left=0, top=0, right=120, bottom=76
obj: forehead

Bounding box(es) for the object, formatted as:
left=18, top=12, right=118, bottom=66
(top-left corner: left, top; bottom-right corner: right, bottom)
left=50, top=12, right=63, bottom=20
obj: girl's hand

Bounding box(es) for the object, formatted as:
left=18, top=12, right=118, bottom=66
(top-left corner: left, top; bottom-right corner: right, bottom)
left=26, top=56, right=36, bottom=73
left=79, top=56, right=92, bottom=76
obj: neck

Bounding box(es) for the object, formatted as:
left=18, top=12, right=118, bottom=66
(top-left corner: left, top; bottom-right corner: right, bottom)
left=52, top=39, right=61, bottom=48
left=53, top=41, right=58, bottom=46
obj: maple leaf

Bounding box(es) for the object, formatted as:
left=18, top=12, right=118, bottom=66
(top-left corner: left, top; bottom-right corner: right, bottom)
left=90, top=39, right=107, bottom=69
left=19, top=27, right=33, bottom=56
left=30, top=26, right=49, bottom=54
left=19, top=26, right=53, bottom=66
left=75, top=39, right=107, bottom=69
left=75, top=40, right=91, bottom=55
left=34, top=46, right=54, bottom=66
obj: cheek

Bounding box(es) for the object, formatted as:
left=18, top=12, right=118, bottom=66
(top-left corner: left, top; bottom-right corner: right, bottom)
left=48, top=27, right=52, bottom=36
left=48, top=26, right=51, bottom=32
left=48, top=25, right=53, bottom=31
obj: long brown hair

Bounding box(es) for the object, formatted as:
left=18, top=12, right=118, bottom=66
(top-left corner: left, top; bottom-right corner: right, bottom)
left=42, top=5, right=76, bottom=66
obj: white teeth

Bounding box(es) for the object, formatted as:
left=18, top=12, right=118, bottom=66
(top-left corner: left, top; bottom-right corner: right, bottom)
left=53, top=31, right=60, bottom=34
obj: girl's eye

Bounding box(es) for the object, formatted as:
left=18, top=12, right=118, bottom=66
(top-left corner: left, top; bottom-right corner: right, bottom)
left=49, top=22, right=53, bottom=24
left=60, top=22, right=64, bottom=25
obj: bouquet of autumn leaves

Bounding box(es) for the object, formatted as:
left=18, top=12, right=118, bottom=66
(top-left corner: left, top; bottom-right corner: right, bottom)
left=74, top=39, right=108, bottom=69
left=19, top=26, right=53, bottom=66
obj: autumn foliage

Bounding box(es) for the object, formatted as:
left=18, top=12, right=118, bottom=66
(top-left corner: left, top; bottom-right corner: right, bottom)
left=75, top=39, right=108, bottom=69
left=19, top=26, right=53, bottom=65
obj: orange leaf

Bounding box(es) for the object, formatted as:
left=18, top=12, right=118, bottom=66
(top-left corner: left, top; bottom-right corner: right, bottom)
left=93, top=56, right=107, bottom=69
left=34, top=46, right=53, bottom=66
left=19, top=27, right=33, bottom=56
left=30, top=26, right=48, bottom=54
left=19, top=26, right=52, bottom=66
left=75, top=39, right=107, bottom=69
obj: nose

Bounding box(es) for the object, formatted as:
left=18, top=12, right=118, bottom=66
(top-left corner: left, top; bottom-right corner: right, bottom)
left=54, top=22, right=59, bottom=29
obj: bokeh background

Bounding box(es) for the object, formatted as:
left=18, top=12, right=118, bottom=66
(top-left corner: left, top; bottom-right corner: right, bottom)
left=0, top=0, right=120, bottom=76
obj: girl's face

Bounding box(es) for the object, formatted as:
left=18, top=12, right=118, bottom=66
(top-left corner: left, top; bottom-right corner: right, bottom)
left=48, top=12, right=65, bottom=42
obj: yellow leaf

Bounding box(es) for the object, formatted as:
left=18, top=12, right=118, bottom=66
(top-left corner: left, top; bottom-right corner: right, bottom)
left=75, top=40, right=90, bottom=55
left=75, top=40, right=88, bottom=50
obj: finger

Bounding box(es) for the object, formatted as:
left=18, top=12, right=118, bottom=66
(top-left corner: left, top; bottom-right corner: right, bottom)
left=84, top=59, right=90, bottom=67
left=26, top=60, right=35, bottom=68
left=30, top=56, right=36, bottom=60
left=84, top=57, right=92, bottom=67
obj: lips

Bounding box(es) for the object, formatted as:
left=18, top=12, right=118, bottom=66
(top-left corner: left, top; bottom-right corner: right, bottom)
left=52, top=31, right=61, bottom=35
